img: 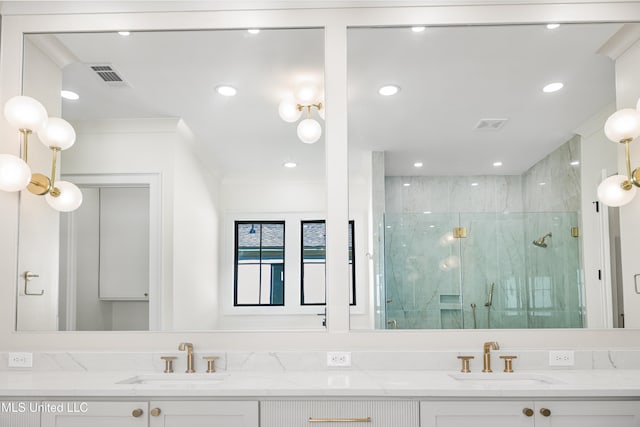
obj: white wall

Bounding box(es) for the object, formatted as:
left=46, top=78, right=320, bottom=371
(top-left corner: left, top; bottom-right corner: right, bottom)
left=4, top=3, right=640, bottom=352
left=575, top=105, right=618, bottom=328
left=614, top=38, right=640, bottom=328
left=15, top=38, right=63, bottom=331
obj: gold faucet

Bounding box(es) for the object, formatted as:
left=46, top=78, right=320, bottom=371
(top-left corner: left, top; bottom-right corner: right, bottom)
left=482, top=341, right=499, bottom=372
left=178, top=342, right=196, bottom=373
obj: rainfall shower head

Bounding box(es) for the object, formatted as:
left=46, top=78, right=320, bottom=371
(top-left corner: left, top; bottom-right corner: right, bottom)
left=533, top=232, right=552, bottom=248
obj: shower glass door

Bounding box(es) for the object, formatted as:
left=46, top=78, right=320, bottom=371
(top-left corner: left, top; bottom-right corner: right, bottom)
left=383, top=211, right=583, bottom=329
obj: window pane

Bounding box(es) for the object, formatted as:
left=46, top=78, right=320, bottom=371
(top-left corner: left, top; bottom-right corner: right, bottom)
left=303, top=263, right=326, bottom=304
left=236, top=264, right=261, bottom=305
left=235, top=221, right=285, bottom=306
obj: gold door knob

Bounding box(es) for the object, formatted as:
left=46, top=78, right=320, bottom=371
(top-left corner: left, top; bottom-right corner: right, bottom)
left=522, top=408, right=534, bottom=417
left=150, top=408, right=162, bottom=417
left=132, top=408, right=144, bottom=418
left=540, top=408, right=551, bottom=417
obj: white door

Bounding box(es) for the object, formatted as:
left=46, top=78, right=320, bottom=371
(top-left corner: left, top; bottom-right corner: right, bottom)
left=421, top=401, right=535, bottom=427
left=534, top=401, right=640, bottom=427
left=41, top=401, right=148, bottom=427
left=148, top=401, right=258, bottom=427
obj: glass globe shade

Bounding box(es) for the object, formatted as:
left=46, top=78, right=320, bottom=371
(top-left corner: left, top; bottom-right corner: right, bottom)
left=0, top=154, right=31, bottom=192
left=38, top=117, right=76, bottom=150
left=297, top=118, right=322, bottom=144
left=45, top=181, right=83, bottom=212
left=296, top=85, right=318, bottom=104
left=597, top=174, right=637, bottom=207
left=604, top=108, right=640, bottom=143
left=278, top=98, right=302, bottom=123
left=3, top=95, right=48, bottom=132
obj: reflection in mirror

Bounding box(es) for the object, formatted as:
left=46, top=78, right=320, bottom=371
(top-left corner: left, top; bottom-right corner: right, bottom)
left=17, top=28, right=326, bottom=331
left=348, top=23, right=626, bottom=330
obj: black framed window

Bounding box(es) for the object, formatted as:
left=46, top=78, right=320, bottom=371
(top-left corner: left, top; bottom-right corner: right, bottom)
left=301, top=220, right=355, bottom=305
left=234, top=221, right=285, bottom=306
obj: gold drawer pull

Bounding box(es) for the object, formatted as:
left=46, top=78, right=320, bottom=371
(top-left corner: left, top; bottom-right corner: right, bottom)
left=309, top=417, right=372, bottom=423
left=132, top=408, right=144, bottom=418
left=540, top=408, right=551, bottom=417
left=522, top=408, right=534, bottom=417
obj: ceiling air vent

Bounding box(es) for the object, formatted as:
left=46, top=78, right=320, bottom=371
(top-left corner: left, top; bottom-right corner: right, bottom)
left=88, top=64, right=131, bottom=88
left=474, top=118, right=508, bottom=131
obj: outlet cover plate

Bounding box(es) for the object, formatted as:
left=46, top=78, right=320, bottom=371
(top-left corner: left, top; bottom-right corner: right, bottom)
left=327, top=351, right=352, bottom=367
left=8, top=352, right=33, bottom=368
left=548, top=350, right=575, bottom=367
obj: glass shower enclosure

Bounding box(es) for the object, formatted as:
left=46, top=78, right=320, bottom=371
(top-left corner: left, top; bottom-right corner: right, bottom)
left=382, top=212, right=583, bottom=329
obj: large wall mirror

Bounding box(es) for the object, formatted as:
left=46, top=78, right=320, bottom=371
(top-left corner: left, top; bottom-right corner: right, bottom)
left=348, top=23, right=628, bottom=330
left=16, top=28, right=328, bottom=332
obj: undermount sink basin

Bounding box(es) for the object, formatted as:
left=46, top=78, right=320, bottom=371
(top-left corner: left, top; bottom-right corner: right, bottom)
left=449, top=372, right=561, bottom=386
left=118, top=373, right=229, bottom=385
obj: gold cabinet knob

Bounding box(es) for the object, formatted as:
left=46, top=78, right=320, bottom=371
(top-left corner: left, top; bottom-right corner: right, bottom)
left=457, top=356, right=474, bottom=373
left=522, top=408, right=534, bottom=417
left=132, top=408, right=144, bottom=418
left=540, top=408, right=551, bottom=417
left=150, top=408, right=162, bottom=417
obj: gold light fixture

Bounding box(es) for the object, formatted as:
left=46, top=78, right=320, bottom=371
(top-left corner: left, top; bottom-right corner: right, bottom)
left=278, top=84, right=325, bottom=144
left=597, top=99, right=640, bottom=207
left=0, top=95, right=82, bottom=211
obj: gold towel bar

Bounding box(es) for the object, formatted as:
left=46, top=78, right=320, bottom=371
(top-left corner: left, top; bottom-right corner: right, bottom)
left=309, top=417, right=372, bottom=423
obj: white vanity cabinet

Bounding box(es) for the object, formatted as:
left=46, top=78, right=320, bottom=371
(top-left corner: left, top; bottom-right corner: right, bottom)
left=260, top=400, right=419, bottom=427
left=420, top=400, right=640, bottom=426
left=40, top=401, right=258, bottom=427
left=41, top=401, right=148, bottom=427
left=147, top=401, right=258, bottom=427
left=0, top=401, right=40, bottom=427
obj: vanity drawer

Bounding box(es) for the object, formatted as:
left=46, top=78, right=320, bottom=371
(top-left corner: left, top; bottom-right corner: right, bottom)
left=260, top=400, right=419, bottom=427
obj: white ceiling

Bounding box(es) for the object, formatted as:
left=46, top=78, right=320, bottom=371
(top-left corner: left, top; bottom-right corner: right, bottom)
left=27, top=22, right=620, bottom=180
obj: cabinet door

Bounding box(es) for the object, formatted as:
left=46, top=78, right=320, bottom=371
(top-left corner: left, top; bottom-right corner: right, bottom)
left=534, top=401, right=640, bottom=427
left=148, top=401, right=258, bottom=427
left=40, top=401, right=148, bottom=427
left=421, top=401, right=535, bottom=427
left=0, top=401, right=40, bottom=427
left=261, top=400, right=419, bottom=427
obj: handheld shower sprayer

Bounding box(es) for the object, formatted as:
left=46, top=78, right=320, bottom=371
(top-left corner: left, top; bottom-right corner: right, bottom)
left=533, top=232, right=552, bottom=248
left=484, top=283, right=495, bottom=307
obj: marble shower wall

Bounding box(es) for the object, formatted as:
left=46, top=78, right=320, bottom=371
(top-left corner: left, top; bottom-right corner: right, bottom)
left=383, top=137, right=583, bottom=329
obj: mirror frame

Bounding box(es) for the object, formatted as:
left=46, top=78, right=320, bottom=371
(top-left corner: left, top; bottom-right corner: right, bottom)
left=1, top=2, right=640, bottom=351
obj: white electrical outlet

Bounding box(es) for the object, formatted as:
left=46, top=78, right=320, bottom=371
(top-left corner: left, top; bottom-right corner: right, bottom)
left=8, top=352, right=33, bottom=368
left=549, top=350, right=575, bottom=367
left=327, top=352, right=352, bottom=367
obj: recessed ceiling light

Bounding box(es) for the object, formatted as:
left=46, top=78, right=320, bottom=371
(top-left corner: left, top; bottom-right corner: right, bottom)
left=546, top=23, right=561, bottom=30
left=378, top=85, right=400, bottom=96
left=542, top=82, right=564, bottom=93
left=411, top=26, right=426, bottom=33
left=283, top=162, right=297, bottom=168
left=403, top=183, right=411, bottom=187
left=216, top=85, right=237, bottom=96
left=429, top=225, right=435, bottom=228
left=471, top=182, right=479, bottom=187
left=118, top=31, right=131, bottom=36
left=247, top=29, right=260, bottom=34
left=570, top=160, right=580, bottom=166
left=414, top=162, right=423, bottom=168
left=539, top=182, right=547, bottom=186
left=61, top=90, right=79, bottom=100
left=423, top=211, right=432, bottom=214
left=493, top=161, right=503, bottom=167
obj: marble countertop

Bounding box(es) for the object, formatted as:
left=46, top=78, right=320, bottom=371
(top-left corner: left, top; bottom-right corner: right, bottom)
left=1, top=369, right=640, bottom=399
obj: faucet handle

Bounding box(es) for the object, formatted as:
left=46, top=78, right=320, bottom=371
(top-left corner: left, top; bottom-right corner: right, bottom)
left=203, top=356, right=219, bottom=373
left=457, top=356, right=474, bottom=373
left=160, top=356, right=177, bottom=373
left=499, top=355, right=517, bottom=373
